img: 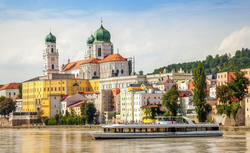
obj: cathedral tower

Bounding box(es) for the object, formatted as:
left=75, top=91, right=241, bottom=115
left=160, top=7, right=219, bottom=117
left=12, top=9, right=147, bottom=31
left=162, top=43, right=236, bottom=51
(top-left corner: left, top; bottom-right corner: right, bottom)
left=85, top=21, right=113, bottom=60
left=43, top=31, right=59, bottom=75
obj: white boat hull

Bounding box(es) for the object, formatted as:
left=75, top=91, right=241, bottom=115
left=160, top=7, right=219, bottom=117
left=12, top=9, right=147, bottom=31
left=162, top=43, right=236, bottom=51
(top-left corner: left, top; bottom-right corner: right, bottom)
left=92, top=131, right=223, bottom=139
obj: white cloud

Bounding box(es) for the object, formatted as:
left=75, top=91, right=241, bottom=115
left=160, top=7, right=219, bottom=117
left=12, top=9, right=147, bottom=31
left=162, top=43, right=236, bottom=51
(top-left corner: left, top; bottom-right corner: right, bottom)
left=217, top=27, right=250, bottom=55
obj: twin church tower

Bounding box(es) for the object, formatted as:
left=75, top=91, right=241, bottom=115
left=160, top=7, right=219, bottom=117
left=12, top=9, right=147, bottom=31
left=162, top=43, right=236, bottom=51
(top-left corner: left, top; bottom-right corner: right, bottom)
left=43, top=22, right=132, bottom=79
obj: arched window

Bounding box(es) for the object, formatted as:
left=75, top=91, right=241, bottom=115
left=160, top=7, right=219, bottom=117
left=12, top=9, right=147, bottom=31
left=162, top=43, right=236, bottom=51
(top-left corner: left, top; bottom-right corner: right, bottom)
left=121, top=69, right=124, bottom=74
left=52, top=64, right=54, bottom=69
left=116, top=69, right=119, bottom=74
left=94, top=71, right=96, bottom=76
left=112, top=70, right=114, bottom=73
left=51, top=48, right=54, bottom=53
left=98, top=48, right=101, bottom=56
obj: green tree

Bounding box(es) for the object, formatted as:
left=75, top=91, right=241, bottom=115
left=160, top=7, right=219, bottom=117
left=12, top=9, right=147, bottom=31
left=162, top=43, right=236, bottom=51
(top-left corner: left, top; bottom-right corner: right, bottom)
left=228, top=71, right=250, bottom=101
left=193, top=62, right=210, bottom=122
left=17, top=84, right=22, bottom=99
left=80, top=103, right=86, bottom=116
left=0, top=96, right=6, bottom=102
left=37, top=109, right=44, bottom=123
left=161, top=85, right=179, bottom=116
left=84, top=103, right=96, bottom=124
left=216, top=85, right=231, bottom=104
left=0, top=98, right=16, bottom=116
left=70, top=107, right=76, bottom=115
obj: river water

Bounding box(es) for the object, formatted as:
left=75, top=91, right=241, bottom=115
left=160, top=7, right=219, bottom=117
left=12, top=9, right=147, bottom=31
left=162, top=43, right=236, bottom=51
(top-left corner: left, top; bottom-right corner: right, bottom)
left=0, top=128, right=249, bottom=153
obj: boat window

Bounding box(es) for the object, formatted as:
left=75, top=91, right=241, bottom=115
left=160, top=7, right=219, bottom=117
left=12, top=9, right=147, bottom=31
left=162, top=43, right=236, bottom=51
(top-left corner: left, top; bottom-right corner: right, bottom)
left=187, top=127, right=197, bottom=132
left=108, top=128, right=115, bottom=133
left=168, top=128, right=176, bottom=132
left=147, top=128, right=153, bottom=132
left=158, top=128, right=165, bottom=132
left=176, top=128, right=186, bottom=132
left=135, top=128, right=146, bottom=133
left=123, top=128, right=134, bottom=133
left=116, top=128, right=123, bottom=133
left=206, top=127, right=219, bottom=131
left=104, top=128, right=108, bottom=133
left=197, top=127, right=206, bottom=131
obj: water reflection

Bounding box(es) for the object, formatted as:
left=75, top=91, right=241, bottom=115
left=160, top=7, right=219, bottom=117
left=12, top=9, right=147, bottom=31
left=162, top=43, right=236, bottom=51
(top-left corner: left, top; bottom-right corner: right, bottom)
left=0, top=129, right=250, bottom=153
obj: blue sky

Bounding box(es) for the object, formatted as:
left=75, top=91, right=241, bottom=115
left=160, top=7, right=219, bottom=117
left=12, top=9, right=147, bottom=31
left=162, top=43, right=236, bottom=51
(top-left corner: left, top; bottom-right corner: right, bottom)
left=0, top=0, right=250, bottom=84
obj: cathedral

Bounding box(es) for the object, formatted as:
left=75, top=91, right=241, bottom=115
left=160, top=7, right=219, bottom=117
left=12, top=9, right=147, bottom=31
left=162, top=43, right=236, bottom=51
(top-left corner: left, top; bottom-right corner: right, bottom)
left=43, top=22, right=132, bottom=79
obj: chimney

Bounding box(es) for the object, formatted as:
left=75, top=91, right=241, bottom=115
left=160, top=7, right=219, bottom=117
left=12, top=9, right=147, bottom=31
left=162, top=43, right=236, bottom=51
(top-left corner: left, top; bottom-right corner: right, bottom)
left=68, top=59, right=70, bottom=63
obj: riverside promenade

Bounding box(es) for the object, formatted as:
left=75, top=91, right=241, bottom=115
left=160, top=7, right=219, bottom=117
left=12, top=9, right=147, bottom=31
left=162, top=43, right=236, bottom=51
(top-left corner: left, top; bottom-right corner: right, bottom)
left=0, top=125, right=102, bottom=129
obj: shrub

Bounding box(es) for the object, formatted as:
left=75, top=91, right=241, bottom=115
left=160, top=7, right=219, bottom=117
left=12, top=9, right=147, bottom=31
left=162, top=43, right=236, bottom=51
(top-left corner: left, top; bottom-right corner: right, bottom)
left=48, top=117, right=57, bottom=125
left=44, top=118, right=49, bottom=125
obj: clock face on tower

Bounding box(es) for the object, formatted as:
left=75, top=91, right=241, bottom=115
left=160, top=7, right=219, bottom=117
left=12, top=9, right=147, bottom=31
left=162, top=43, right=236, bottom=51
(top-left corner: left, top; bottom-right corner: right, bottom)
left=51, top=57, right=55, bottom=61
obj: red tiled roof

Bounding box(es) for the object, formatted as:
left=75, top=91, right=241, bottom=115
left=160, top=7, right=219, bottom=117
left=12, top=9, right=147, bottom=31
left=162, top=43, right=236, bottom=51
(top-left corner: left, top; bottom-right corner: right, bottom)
left=67, top=101, right=87, bottom=108
left=11, top=97, right=20, bottom=100
left=178, top=91, right=193, bottom=97
left=61, top=95, right=72, bottom=102
left=62, top=54, right=127, bottom=72
left=83, top=91, right=100, bottom=94
left=0, top=85, right=4, bottom=88
left=0, top=83, right=21, bottom=90
left=62, top=58, right=100, bottom=71
left=98, top=53, right=127, bottom=63
left=141, top=105, right=159, bottom=108
left=161, top=77, right=174, bottom=85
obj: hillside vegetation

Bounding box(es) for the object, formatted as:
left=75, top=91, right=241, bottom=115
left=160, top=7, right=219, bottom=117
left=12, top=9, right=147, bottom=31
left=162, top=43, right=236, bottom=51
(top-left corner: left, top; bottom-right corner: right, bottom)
left=153, top=48, right=250, bottom=75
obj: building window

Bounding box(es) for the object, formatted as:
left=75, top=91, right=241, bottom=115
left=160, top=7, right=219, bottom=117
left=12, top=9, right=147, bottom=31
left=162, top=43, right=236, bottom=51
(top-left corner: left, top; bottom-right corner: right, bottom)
left=121, top=69, right=124, bottom=74
left=59, top=87, right=60, bottom=91
left=63, top=87, right=65, bottom=91
left=246, top=71, right=248, bottom=74
left=44, top=88, right=46, bottom=91
left=52, top=64, right=54, bottom=69
left=51, top=88, right=53, bottom=91
left=116, top=69, right=119, bottom=74
left=9, top=92, right=11, bottom=96
left=98, top=48, right=101, bottom=56
left=247, top=99, right=249, bottom=103
left=51, top=48, right=54, bottom=53
left=55, top=87, right=57, bottom=91
left=48, top=88, right=49, bottom=91
left=225, top=74, right=226, bottom=78
left=54, top=105, right=56, bottom=108
left=94, top=71, right=96, bottom=76
left=14, top=92, right=16, bottom=95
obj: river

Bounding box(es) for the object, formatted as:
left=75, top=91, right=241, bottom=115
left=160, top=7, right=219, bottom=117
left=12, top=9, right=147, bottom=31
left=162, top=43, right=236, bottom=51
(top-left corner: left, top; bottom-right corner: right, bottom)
left=0, top=129, right=248, bottom=153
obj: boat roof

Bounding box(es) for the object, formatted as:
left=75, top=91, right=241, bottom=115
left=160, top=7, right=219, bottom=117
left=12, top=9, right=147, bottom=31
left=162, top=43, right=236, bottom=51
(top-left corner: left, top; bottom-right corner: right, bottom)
left=102, top=123, right=219, bottom=128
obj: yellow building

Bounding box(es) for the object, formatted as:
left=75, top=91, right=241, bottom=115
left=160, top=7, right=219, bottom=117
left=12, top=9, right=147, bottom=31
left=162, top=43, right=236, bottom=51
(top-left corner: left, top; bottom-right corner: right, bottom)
left=66, top=101, right=86, bottom=116
left=22, top=73, right=100, bottom=117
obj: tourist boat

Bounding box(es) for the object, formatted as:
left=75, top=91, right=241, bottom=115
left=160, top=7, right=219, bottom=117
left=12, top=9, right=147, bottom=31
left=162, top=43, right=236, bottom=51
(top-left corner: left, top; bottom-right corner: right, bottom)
left=91, top=116, right=223, bottom=139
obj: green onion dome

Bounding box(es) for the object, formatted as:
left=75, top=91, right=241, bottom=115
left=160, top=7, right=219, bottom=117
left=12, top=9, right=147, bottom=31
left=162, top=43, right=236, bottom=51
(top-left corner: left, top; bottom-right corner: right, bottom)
left=87, top=35, right=94, bottom=45
left=93, top=25, right=111, bottom=43
left=45, top=32, right=56, bottom=43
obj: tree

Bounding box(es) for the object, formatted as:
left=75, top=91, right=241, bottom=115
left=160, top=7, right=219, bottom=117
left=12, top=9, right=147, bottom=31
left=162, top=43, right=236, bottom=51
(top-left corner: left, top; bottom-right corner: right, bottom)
left=0, top=98, right=16, bottom=116
left=0, top=96, right=5, bottom=103
left=161, top=85, right=179, bottom=116
left=216, top=85, right=231, bottom=104
left=80, top=103, right=86, bottom=116
left=37, top=109, right=44, bottom=123
left=228, top=71, right=250, bottom=101
left=193, top=62, right=210, bottom=122
left=84, top=103, right=96, bottom=124
left=17, top=84, right=22, bottom=99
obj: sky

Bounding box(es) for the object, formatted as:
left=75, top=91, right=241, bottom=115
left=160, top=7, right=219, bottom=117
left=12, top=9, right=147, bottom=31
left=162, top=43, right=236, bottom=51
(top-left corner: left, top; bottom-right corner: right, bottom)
left=0, top=0, right=250, bottom=84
